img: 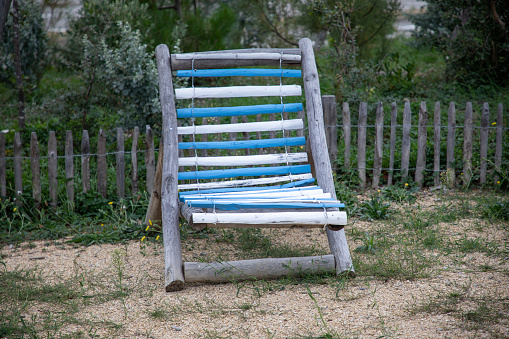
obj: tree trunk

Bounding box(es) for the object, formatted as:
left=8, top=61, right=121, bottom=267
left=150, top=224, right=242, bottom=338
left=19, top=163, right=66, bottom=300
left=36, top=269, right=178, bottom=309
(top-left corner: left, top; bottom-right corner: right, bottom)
left=12, top=0, right=25, bottom=130
left=0, top=0, right=12, bottom=40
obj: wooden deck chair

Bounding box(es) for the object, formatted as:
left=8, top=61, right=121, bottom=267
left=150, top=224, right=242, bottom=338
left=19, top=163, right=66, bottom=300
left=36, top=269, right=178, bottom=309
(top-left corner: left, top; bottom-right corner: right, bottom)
left=152, top=38, right=354, bottom=291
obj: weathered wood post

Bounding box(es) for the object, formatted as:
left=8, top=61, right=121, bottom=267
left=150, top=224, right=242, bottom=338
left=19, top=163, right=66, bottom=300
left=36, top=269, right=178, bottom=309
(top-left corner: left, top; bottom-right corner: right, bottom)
left=342, top=102, right=351, bottom=170
left=462, top=103, right=474, bottom=187
left=0, top=133, right=5, bottom=196
left=387, top=102, right=397, bottom=186
left=415, top=102, right=428, bottom=187
left=155, top=44, right=185, bottom=291
left=446, top=103, right=456, bottom=188
left=299, top=38, right=354, bottom=276
left=357, top=102, right=368, bottom=189
left=14, top=132, right=22, bottom=197
left=480, top=103, right=489, bottom=184
left=372, top=102, right=384, bottom=188
left=433, top=102, right=441, bottom=187
left=145, top=125, right=155, bottom=194
left=81, top=130, right=90, bottom=193
left=116, top=128, right=125, bottom=198
left=97, top=129, right=107, bottom=198
left=322, top=95, right=338, bottom=172
left=494, top=104, right=503, bottom=185
left=131, top=126, right=139, bottom=195
left=48, top=131, right=57, bottom=207
left=30, top=132, right=41, bottom=208
left=65, top=130, right=74, bottom=206
left=401, top=102, right=411, bottom=179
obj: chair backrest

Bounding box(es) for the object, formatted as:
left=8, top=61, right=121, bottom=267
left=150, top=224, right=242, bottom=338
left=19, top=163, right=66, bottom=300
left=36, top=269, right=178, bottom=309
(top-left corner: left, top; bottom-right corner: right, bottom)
left=168, top=49, right=314, bottom=193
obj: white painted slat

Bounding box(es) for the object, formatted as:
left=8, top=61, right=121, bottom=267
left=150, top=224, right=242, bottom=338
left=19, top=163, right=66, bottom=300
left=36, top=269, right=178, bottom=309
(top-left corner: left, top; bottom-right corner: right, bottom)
left=193, top=211, right=348, bottom=226
left=175, top=53, right=301, bottom=62
left=179, top=152, right=308, bottom=167
left=186, top=185, right=320, bottom=197
left=178, top=119, right=303, bottom=135
left=178, top=173, right=313, bottom=190
left=175, top=85, right=302, bottom=99
left=184, top=189, right=326, bottom=200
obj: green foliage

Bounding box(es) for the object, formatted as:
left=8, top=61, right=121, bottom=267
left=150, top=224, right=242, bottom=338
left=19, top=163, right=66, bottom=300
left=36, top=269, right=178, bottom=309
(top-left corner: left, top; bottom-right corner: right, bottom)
left=358, top=195, right=392, bottom=220
left=0, top=0, right=47, bottom=86
left=382, top=185, right=419, bottom=204
left=481, top=199, right=509, bottom=222
left=353, top=232, right=377, bottom=254
left=410, top=0, right=509, bottom=86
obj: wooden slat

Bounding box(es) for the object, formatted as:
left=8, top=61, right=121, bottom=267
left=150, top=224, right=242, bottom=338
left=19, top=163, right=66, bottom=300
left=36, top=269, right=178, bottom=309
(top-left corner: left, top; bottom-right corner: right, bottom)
left=462, top=103, right=474, bottom=187
left=131, top=126, right=139, bottom=195
left=170, top=48, right=301, bottom=70
left=116, top=128, right=125, bottom=198
left=179, top=181, right=317, bottom=197
left=387, top=102, right=397, bottom=186
left=184, top=186, right=322, bottom=198
left=179, top=136, right=305, bottom=150
left=175, top=85, right=302, bottom=100
left=145, top=125, right=155, bottom=194
left=65, top=130, right=74, bottom=205
left=178, top=173, right=313, bottom=190
left=177, top=119, right=303, bottom=135
left=48, top=131, right=57, bottom=207
left=342, top=102, right=351, bottom=170
left=30, top=132, right=41, bottom=208
left=177, top=103, right=303, bottom=118
left=357, top=102, right=368, bottom=189
left=193, top=211, right=347, bottom=226
left=179, top=152, right=307, bottom=167
left=97, top=129, right=107, bottom=198
left=156, top=44, right=185, bottom=291
left=81, top=130, right=90, bottom=193
left=446, top=102, right=456, bottom=187
left=185, top=190, right=326, bottom=201
left=433, top=102, right=441, bottom=187
left=401, top=102, right=412, bottom=178
left=415, top=102, right=428, bottom=187
left=372, top=102, right=384, bottom=188
left=184, top=255, right=335, bottom=283
left=176, top=69, right=301, bottom=77
left=480, top=102, right=489, bottom=184
left=175, top=52, right=301, bottom=61
left=494, top=103, right=503, bottom=184
left=0, top=133, right=5, bottom=196
left=322, top=95, right=337, bottom=172
left=14, top=132, right=22, bottom=196
left=178, top=164, right=311, bottom=181
left=300, top=37, right=353, bottom=275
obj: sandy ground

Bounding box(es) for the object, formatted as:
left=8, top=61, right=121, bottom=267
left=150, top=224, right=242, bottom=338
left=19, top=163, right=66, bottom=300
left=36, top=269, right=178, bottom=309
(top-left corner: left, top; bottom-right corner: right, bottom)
left=1, top=191, right=509, bottom=338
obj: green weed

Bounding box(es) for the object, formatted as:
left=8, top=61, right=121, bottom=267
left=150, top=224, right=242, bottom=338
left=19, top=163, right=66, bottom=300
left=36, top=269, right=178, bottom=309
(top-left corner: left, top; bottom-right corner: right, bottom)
left=358, top=195, right=392, bottom=220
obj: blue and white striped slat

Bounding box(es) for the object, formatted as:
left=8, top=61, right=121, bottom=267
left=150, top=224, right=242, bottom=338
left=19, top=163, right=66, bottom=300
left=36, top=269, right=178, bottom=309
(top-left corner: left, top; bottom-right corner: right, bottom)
left=177, top=175, right=315, bottom=191
left=175, top=85, right=301, bottom=99
left=179, top=184, right=320, bottom=198
left=177, top=103, right=303, bottom=118
left=178, top=152, right=307, bottom=167
left=178, top=164, right=310, bottom=181
left=178, top=136, right=305, bottom=150
left=186, top=199, right=344, bottom=210
left=176, top=69, right=301, bottom=78
left=182, top=186, right=324, bottom=201
left=177, top=119, right=302, bottom=135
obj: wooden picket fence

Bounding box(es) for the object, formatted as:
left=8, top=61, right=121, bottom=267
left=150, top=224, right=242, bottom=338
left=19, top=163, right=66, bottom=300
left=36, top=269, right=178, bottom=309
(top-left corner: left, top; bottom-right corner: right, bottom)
left=323, top=97, right=507, bottom=188
left=0, top=98, right=507, bottom=208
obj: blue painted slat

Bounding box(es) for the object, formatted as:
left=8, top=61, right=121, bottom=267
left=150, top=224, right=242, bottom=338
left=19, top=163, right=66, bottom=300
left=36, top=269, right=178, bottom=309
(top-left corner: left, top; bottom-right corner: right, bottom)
left=178, top=136, right=305, bottom=150
left=177, top=103, right=303, bottom=118
left=179, top=183, right=318, bottom=198
left=281, top=178, right=315, bottom=188
left=177, top=69, right=302, bottom=78
left=178, top=164, right=310, bottom=181
left=186, top=200, right=345, bottom=210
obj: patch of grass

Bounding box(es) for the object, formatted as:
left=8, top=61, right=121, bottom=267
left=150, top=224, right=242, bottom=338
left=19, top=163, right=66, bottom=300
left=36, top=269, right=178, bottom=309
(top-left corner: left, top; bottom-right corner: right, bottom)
left=353, top=232, right=378, bottom=254
left=358, top=195, right=392, bottom=221
left=382, top=185, right=418, bottom=204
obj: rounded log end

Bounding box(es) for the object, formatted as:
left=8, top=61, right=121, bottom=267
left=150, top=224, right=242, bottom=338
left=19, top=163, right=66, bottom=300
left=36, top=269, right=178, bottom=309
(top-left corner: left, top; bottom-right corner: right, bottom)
left=327, top=224, right=345, bottom=232
left=165, top=280, right=185, bottom=292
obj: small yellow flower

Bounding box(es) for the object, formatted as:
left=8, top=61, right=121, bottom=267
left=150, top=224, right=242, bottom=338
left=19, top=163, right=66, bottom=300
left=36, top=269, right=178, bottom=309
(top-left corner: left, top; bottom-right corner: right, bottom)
left=149, top=219, right=153, bottom=226
left=497, top=181, right=501, bottom=184
left=13, top=207, right=17, bottom=212
left=492, top=122, right=496, bottom=126
left=108, top=202, right=113, bottom=205
left=461, top=172, right=463, bottom=175
left=404, top=183, right=409, bottom=186
left=145, top=225, right=150, bottom=232
left=101, top=224, right=104, bottom=227
left=141, top=236, right=146, bottom=242
left=156, top=235, right=160, bottom=240
left=377, top=190, right=380, bottom=193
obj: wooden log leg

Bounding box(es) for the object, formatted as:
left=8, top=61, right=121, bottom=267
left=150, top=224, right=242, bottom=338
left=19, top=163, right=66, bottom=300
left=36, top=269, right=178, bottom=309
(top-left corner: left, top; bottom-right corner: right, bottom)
left=145, top=139, right=163, bottom=229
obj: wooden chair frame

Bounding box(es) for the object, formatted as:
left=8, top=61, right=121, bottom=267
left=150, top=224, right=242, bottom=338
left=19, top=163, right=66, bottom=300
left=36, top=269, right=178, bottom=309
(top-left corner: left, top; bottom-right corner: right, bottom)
left=151, top=38, right=354, bottom=291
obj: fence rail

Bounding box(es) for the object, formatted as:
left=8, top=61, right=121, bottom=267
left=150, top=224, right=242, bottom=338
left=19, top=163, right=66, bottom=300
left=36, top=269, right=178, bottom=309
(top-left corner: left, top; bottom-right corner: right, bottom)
left=0, top=98, right=507, bottom=208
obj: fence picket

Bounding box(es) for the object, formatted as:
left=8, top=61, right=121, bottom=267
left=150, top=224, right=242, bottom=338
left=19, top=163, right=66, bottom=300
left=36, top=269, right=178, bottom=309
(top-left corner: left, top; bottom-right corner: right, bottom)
left=446, top=103, right=456, bottom=187
left=322, top=95, right=338, bottom=172
left=48, top=131, right=57, bottom=207
left=358, top=102, right=368, bottom=189
left=97, top=129, right=107, bottom=198
left=494, top=104, right=503, bottom=184
left=30, top=132, right=41, bottom=207
left=14, top=132, right=22, bottom=196
left=145, top=125, right=155, bottom=194
left=132, top=126, right=139, bottom=195
left=401, top=102, right=411, bottom=178
left=387, top=102, right=397, bottom=186
left=462, top=103, right=474, bottom=187
left=372, top=102, right=384, bottom=188
left=81, top=130, right=90, bottom=193
left=65, top=130, right=74, bottom=205
left=116, top=128, right=125, bottom=198
left=342, top=102, right=351, bottom=170
left=0, top=133, right=5, bottom=196
left=480, top=103, right=489, bottom=184
left=433, top=102, right=441, bottom=187
left=415, top=102, right=428, bottom=187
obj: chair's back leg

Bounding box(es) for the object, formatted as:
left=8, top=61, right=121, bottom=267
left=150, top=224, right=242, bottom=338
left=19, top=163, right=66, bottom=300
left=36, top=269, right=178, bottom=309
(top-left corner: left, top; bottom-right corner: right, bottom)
left=299, top=38, right=355, bottom=276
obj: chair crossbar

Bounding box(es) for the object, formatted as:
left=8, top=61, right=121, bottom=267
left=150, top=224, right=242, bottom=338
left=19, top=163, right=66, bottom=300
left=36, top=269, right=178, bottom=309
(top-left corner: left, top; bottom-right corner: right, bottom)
left=192, top=211, right=347, bottom=226
left=178, top=152, right=307, bottom=167
left=174, top=52, right=301, bottom=61
left=179, top=183, right=319, bottom=197
left=177, top=119, right=303, bottom=135
left=186, top=200, right=344, bottom=210
left=175, top=85, right=301, bottom=99
left=177, top=103, right=303, bottom=118
left=178, top=164, right=310, bottom=181
left=177, top=175, right=314, bottom=191
left=183, top=188, right=324, bottom=200
left=176, top=69, right=301, bottom=78
left=178, top=136, right=305, bottom=150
